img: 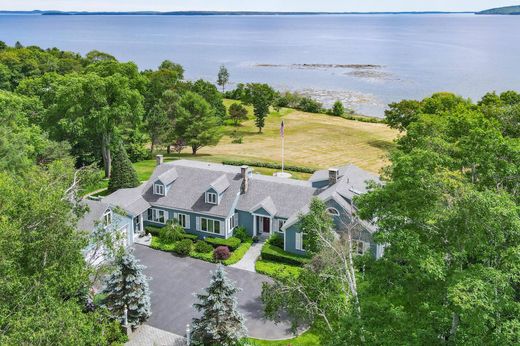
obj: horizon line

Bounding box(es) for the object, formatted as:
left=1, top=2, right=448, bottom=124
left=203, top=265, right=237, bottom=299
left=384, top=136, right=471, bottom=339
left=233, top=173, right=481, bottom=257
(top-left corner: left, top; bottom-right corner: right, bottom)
left=0, top=9, right=478, bottom=15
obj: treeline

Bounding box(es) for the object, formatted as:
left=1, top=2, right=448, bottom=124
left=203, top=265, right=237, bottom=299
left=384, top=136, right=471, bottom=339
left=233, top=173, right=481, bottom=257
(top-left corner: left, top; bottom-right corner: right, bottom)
left=0, top=42, right=232, bottom=178
left=262, top=91, right=520, bottom=345
left=225, top=83, right=384, bottom=123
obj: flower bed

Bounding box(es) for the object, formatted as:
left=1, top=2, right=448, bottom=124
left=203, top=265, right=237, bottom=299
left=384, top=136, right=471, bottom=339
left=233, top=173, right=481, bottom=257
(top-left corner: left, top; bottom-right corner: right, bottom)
left=150, top=235, right=250, bottom=265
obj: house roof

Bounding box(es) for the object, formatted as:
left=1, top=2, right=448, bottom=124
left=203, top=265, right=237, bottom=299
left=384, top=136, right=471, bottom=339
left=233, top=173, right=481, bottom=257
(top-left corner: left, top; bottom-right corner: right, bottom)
left=309, top=164, right=379, bottom=188
left=102, top=184, right=150, bottom=216
left=142, top=160, right=242, bottom=218
left=237, top=174, right=317, bottom=219
left=209, top=174, right=230, bottom=194
left=251, top=196, right=277, bottom=216
left=156, top=168, right=178, bottom=186
left=77, top=199, right=110, bottom=232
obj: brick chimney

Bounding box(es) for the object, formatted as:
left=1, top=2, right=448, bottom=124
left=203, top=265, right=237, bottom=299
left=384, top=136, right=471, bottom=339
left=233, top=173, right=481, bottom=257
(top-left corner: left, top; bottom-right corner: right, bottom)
left=156, top=155, right=164, bottom=166
left=329, top=168, right=339, bottom=186
left=241, top=165, right=249, bottom=193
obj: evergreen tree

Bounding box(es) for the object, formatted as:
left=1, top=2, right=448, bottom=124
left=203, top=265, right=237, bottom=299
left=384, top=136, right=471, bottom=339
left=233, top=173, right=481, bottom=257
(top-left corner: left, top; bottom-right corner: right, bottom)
left=102, top=249, right=151, bottom=328
left=191, top=265, right=247, bottom=346
left=108, top=141, right=140, bottom=192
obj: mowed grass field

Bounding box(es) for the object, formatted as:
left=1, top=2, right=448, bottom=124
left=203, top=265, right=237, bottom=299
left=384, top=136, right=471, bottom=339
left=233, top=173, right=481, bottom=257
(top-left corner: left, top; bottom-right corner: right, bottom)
left=198, top=100, right=398, bottom=173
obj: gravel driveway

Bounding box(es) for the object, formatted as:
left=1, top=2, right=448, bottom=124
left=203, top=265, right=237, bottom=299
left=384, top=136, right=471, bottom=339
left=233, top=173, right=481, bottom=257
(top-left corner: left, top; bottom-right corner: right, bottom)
left=134, top=245, right=296, bottom=340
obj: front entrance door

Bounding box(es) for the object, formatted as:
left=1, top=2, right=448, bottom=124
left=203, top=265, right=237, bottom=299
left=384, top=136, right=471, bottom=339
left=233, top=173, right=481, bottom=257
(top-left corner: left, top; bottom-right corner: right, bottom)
left=258, top=216, right=271, bottom=234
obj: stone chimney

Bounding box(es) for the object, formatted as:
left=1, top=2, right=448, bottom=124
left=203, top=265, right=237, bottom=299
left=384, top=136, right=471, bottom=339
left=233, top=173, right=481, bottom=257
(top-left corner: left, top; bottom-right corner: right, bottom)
left=329, top=168, right=339, bottom=186
left=156, top=155, right=164, bottom=166
left=241, top=165, right=249, bottom=193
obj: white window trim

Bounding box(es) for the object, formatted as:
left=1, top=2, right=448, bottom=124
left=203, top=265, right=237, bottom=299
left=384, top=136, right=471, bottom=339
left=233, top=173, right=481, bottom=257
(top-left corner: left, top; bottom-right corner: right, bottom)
left=276, top=219, right=285, bottom=233
left=295, top=232, right=303, bottom=251
left=326, top=207, right=340, bottom=216
left=206, top=192, right=217, bottom=205
left=196, top=216, right=223, bottom=235
left=147, top=208, right=167, bottom=224
left=154, top=183, right=165, bottom=196
left=354, top=240, right=369, bottom=255
left=174, top=212, right=190, bottom=229
left=103, top=209, right=112, bottom=227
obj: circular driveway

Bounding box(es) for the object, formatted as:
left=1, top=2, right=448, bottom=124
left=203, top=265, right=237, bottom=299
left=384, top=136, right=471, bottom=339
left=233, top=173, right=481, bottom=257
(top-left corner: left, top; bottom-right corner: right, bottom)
left=134, top=245, right=295, bottom=340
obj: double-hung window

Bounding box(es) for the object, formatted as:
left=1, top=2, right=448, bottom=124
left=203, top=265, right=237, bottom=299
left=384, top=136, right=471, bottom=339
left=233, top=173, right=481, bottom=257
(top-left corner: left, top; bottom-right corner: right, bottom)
left=154, top=183, right=165, bottom=196
left=277, top=219, right=285, bottom=232
left=206, top=192, right=217, bottom=204
left=200, top=217, right=221, bottom=234
left=177, top=213, right=189, bottom=228
left=147, top=208, right=166, bottom=224
left=295, top=232, right=303, bottom=251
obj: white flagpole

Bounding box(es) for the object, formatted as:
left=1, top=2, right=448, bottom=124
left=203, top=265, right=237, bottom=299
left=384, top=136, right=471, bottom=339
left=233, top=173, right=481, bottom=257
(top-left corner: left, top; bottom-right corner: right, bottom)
left=282, top=133, right=284, bottom=174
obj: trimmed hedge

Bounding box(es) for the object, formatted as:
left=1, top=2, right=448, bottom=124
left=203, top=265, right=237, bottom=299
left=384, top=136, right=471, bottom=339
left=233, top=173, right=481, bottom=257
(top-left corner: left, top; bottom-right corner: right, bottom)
left=205, top=237, right=241, bottom=251
left=145, top=226, right=161, bottom=236
left=261, top=243, right=311, bottom=266
left=195, top=240, right=213, bottom=253
left=222, top=239, right=253, bottom=265
left=146, top=225, right=198, bottom=241
left=255, top=259, right=303, bottom=280
left=173, top=239, right=192, bottom=256
left=222, top=160, right=316, bottom=174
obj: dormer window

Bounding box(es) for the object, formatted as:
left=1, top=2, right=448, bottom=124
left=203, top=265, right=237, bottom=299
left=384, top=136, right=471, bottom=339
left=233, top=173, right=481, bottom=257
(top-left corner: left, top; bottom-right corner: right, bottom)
left=326, top=207, right=340, bottom=216
left=206, top=192, right=217, bottom=204
left=154, top=183, right=165, bottom=196
left=103, top=209, right=112, bottom=227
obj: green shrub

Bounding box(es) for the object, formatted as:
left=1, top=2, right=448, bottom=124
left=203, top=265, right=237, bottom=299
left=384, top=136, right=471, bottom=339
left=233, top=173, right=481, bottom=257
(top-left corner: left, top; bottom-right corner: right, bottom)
left=189, top=250, right=214, bottom=263
left=233, top=226, right=251, bottom=243
left=150, top=236, right=175, bottom=252
left=160, top=223, right=185, bottom=243
left=205, top=237, right=241, bottom=251
left=261, top=243, right=310, bottom=266
left=255, top=260, right=303, bottom=280
left=194, top=240, right=213, bottom=253
left=181, top=233, right=198, bottom=242
left=222, top=160, right=316, bottom=174
left=145, top=226, right=161, bottom=236
left=223, top=239, right=253, bottom=265
left=268, top=233, right=284, bottom=248
left=173, top=239, right=192, bottom=256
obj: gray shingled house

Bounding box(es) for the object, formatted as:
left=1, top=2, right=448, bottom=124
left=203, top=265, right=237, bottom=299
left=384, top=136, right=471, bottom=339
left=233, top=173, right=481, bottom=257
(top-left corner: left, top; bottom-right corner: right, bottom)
left=79, top=157, right=384, bottom=258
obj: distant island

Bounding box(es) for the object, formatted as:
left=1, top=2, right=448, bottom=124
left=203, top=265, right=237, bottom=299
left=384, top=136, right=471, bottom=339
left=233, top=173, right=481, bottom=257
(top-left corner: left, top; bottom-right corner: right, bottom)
left=0, top=10, right=475, bottom=16
left=477, top=5, right=520, bottom=15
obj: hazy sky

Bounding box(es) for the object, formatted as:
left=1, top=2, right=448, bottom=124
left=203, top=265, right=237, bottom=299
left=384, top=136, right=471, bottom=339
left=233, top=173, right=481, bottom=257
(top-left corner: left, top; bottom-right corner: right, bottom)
left=0, top=1, right=518, bottom=12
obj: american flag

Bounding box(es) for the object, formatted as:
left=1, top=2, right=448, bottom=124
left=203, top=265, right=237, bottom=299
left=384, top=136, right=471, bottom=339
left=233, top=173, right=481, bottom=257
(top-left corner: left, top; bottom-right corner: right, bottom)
left=280, top=120, right=285, bottom=138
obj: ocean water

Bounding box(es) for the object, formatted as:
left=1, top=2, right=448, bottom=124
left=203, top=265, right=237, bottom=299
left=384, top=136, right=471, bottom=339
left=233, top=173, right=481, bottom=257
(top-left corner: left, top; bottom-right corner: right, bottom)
left=1, top=14, right=519, bottom=116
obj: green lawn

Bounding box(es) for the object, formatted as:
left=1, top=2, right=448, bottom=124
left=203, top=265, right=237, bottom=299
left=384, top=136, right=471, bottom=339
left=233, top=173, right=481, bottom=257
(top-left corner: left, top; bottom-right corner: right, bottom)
left=247, top=327, right=322, bottom=346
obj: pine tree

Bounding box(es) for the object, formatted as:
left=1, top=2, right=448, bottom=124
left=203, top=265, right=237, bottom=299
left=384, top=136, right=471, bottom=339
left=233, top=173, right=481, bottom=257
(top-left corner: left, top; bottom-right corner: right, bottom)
left=102, top=249, right=151, bottom=328
left=191, top=265, right=247, bottom=346
left=108, top=141, right=140, bottom=191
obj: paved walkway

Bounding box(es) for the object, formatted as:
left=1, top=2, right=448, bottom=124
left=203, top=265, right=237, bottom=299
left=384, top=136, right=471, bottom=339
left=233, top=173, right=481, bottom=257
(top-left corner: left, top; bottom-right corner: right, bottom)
left=126, top=325, right=185, bottom=346
left=229, top=241, right=263, bottom=272
left=134, top=244, right=296, bottom=340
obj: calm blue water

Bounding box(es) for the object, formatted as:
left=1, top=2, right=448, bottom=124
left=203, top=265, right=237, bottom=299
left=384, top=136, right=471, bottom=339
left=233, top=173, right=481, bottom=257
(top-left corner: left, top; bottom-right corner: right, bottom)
left=1, top=14, right=519, bottom=116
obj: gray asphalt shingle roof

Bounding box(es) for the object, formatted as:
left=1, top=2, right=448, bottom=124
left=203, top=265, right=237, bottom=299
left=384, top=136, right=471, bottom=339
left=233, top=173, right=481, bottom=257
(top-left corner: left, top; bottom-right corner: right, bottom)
left=77, top=199, right=109, bottom=232
left=142, top=161, right=242, bottom=218
left=157, top=168, right=178, bottom=186
left=102, top=184, right=150, bottom=216
left=209, top=174, right=230, bottom=194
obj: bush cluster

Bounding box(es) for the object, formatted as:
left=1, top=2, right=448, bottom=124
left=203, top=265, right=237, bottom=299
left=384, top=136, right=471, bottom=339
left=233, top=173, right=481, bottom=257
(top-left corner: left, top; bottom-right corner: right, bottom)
left=222, top=160, right=316, bottom=174
left=160, top=223, right=185, bottom=243
left=233, top=226, right=251, bottom=243
left=213, top=246, right=231, bottom=261
left=173, top=239, right=192, bottom=256
left=194, top=240, right=213, bottom=253
left=205, top=237, right=242, bottom=251
left=261, top=243, right=310, bottom=266
left=268, top=233, right=284, bottom=248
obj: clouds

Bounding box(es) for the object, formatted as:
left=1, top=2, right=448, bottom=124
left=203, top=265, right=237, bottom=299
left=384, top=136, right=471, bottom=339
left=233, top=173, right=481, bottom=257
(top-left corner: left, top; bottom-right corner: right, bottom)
left=0, top=0, right=518, bottom=12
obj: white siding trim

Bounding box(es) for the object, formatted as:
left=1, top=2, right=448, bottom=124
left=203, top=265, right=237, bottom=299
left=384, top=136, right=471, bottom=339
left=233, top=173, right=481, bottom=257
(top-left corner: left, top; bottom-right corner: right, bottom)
left=295, top=232, right=303, bottom=251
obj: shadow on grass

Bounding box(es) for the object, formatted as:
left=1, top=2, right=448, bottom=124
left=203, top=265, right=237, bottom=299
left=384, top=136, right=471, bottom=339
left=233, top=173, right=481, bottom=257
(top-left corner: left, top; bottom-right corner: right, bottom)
left=367, top=139, right=394, bottom=151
